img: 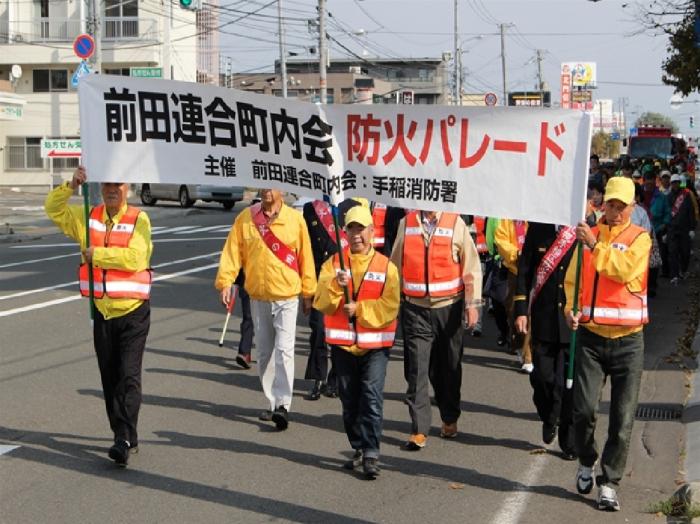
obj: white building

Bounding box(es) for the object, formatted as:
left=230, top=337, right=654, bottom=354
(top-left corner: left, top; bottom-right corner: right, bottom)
left=0, top=0, right=200, bottom=187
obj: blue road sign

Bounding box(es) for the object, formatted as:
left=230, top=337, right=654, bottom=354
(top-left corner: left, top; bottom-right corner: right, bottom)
left=610, top=132, right=620, bottom=140
left=629, top=127, right=638, bottom=137
left=73, top=34, right=95, bottom=60
left=71, top=61, right=91, bottom=88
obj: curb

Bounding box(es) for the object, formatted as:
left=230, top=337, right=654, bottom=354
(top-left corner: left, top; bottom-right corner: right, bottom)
left=678, top=325, right=700, bottom=519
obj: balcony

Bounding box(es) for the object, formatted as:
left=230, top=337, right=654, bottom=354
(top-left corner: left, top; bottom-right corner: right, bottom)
left=4, top=17, right=157, bottom=44
left=104, top=17, right=157, bottom=41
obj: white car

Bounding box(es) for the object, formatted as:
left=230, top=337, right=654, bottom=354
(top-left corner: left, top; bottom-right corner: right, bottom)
left=138, top=184, right=244, bottom=210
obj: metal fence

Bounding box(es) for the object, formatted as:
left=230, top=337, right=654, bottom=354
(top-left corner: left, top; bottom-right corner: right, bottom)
left=7, top=17, right=157, bottom=43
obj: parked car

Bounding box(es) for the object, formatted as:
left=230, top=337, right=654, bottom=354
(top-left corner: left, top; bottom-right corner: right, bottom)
left=137, top=184, right=244, bottom=210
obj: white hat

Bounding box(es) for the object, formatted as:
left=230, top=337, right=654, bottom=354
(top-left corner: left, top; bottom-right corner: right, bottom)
left=670, top=174, right=682, bottom=183
left=660, top=170, right=671, bottom=178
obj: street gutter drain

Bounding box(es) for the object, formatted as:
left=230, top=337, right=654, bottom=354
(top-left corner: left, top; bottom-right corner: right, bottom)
left=635, top=405, right=683, bottom=421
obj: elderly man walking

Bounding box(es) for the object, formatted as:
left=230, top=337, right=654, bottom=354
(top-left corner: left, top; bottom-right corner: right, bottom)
left=45, top=166, right=153, bottom=467
left=216, top=189, right=316, bottom=430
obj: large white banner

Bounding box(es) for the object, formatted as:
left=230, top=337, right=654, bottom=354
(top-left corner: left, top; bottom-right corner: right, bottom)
left=79, top=75, right=591, bottom=225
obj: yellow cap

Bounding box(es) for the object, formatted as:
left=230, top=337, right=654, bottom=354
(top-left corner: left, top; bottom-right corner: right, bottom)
left=344, top=205, right=373, bottom=227
left=351, top=197, right=370, bottom=208
left=604, top=176, right=635, bottom=205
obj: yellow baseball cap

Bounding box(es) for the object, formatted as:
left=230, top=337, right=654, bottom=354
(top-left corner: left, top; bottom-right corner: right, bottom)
left=604, top=176, right=635, bottom=205
left=344, top=205, right=373, bottom=227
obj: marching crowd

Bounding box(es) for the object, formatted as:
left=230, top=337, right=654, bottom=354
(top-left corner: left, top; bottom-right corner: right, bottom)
left=43, top=148, right=697, bottom=512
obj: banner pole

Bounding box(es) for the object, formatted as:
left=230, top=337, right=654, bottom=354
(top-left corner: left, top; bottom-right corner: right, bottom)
left=330, top=204, right=351, bottom=304
left=83, top=184, right=95, bottom=323
left=566, top=241, right=583, bottom=390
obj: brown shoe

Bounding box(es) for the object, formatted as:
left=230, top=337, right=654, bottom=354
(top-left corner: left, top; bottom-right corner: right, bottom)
left=404, top=433, right=427, bottom=450
left=440, top=422, right=458, bottom=439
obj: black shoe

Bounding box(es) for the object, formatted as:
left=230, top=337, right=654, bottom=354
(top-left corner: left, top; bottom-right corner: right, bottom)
left=362, top=457, right=380, bottom=479
left=323, top=384, right=338, bottom=398
left=236, top=353, right=252, bottom=369
left=272, top=406, right=289, bottom=430
left=496, top=335, right=507, bottom=347
left=108, top=439, right=129, bottom=467
left=472, top=328, right=482, bottom=337
left=542, top=423, right=557, bottom=445
left=307, top=380, right=323, bottom=401
left=342, top=450, right=363, bottom=470
left=561, top=449, right=577, bottom=461
left=258, top=410, right=273, bottom=421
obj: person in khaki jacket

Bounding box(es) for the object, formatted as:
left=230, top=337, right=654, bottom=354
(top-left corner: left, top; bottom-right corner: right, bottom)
left=215, top=189, right=316, bottom=430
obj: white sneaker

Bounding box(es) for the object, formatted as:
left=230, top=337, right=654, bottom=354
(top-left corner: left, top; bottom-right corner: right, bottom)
left=576, top=463, right=595, bottom=494
left=597, top=485, right=621, bottom=511
left=520, top=362, right=534, bottom=374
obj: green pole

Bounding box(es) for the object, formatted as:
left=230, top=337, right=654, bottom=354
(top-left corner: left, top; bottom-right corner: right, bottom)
left=330, top=203, right=351, bottom=304
left=83, top=184, right=95, bottom=322
left=566, top=241, right=584, bottom=389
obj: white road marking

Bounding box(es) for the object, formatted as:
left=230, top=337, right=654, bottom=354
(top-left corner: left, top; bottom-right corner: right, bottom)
left=0, top=263, right=219, bottom=318
left=0, top=252, right=77, bottom=269
left=0, top=445, right=20, bottom=456
left=174, top=225, right=228, bottom=234
left=0, top=253, right=219, bottom=302
left=9, top=206, right=43, bottom=211
left=152, top=226, right=200, bottom=235
left=11, top=243, right=75, bottom=249
left=488, top=451, right=552, bottom=524
left=10, top=237, right=226, bottom=249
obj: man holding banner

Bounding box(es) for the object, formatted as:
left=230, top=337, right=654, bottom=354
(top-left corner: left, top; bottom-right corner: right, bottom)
left=566, top=177, right=651, bottom=512
left=44, top=166, right=153, bottom=467
left=391, top=210, right=481, bottom=450
left=215, top=189, right=316, bottom=430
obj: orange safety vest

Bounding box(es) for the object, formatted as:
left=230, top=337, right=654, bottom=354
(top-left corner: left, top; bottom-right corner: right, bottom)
left=78, top=204, right=152, bottom=300
left=402, top=211, right=464, bottom=298
left=579, top=224, right=649, bottom=326
left=372, top=203, right=387, bottom=248
left=473, top=216, right=488, bottom=254
left=324, top=251, right=397, bottom=349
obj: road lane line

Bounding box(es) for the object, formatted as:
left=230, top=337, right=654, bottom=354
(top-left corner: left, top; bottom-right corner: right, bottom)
left=0, top=253, right=219, bottom=304
left=174, top=225, right=228, bottom=234
left=488, top=451, right=551, bottom=524
left=0, top=253, right=77, bottom=269
left=0, top=263, right=218, bottom=317
left=11, top=243, right=75, bottom=249
left=152, top=226, right=200, bottom=235
left=11, top=237, right=227, bottom=249
left=0, top=445, right=20, bottom=456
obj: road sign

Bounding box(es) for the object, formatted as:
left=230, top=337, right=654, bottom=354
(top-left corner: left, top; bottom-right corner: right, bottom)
left=41, top=138, right=82, bottom=159
left=610, top=132, right=621, bottom=140
left=629, top=127, right=638, bottom=137
left=401, top=90, right=414, bottom=105
left=130, top=67, right=163, bottom=78
left=484, top=92, right=498, bottom=106
left=73, top=34, right=95, bottom=60
left=71, top=61, right=91, bottom=88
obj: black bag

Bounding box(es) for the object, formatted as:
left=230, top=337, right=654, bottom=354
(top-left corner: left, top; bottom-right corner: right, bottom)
left=484, top=262, right=509, bottom=305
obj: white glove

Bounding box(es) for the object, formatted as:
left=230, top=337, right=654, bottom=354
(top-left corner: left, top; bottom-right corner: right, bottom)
left=690, top=231, right=696, bottom=240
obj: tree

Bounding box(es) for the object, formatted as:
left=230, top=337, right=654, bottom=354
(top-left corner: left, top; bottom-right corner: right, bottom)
left=635, top=111, right=680, bottom=133
left=591, top=131, right=620, bottom=159
left=634, top=1, right=700, bottom=96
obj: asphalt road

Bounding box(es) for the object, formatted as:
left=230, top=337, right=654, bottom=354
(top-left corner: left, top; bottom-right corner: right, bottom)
left=0, top=191, right=692, bottom=524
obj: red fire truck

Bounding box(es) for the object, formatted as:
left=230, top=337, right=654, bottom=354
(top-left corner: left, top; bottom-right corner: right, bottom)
left=627, top=126, right=682, bottom=161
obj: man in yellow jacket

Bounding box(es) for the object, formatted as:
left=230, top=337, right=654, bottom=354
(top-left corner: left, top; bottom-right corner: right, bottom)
left=495, top=218, right=533, bottom=373
left=216, top=189, right=316, bottom=430
left=314, top=205, right=400, bottom=479
left=45, top=166, right=153, bottom=467
left=566, top=176, right=651, bottom=512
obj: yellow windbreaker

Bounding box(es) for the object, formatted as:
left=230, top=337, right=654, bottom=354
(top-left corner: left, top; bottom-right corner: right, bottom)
left=565, top=219, right=651, bottom=339
left=215, top=204, right=316, bottom=300
left=44, top=182, right=153, bottom=320
left=494, top=219, right=528, bottom=275
left=313, top=249, right=400, bottom=356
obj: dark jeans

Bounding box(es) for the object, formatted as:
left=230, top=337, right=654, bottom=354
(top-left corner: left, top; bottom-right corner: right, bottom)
left=573, top=328, right=644, bottom=487
left=332, top=346, right=389, bottom=459
left=402, top=300, right=464, bottom=435
left=530, top=340, right=575, bottom=453
left=237, top=285, right=254, bottom=356
left=668, top=229, right=691, bottom=278
left=304, top=308, right=335, bottom=386
left=93, top=301, right=150, bottom=446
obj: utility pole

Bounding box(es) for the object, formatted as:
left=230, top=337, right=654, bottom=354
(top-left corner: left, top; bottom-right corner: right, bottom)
left=163, top=0, right=172, bottom=79
left=278, top=0, right=288, bottom=98
left=536, top=49, right=544, bottom=107
left=318, top=0, right=327, bottom=104
left=454, top=0, right=460, bottom=106
left=499, top=23, right=507, bottom=106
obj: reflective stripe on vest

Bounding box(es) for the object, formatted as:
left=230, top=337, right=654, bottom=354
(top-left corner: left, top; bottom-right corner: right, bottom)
left=324, top=251, right=397, bottom=349
left=79, top=204, right=152, bottom=300
left=579, top=223, right=649, bottom=327
left=372, top=203, right=387, bottom=248
left=401, top=211, right=464, bottom=298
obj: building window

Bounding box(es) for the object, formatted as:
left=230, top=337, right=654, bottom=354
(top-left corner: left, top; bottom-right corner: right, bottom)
left=105, top=0, right=139, bottom=38
left=104, top=68, right=131, bottom=76
left=5, top=137, right=44, bottom=170
left=33, top=69, right=68, bottom=92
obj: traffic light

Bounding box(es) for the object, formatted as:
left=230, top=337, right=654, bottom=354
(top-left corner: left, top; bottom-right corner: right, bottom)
left=691, top=116, right=695, bottom=128
left=179, top=0, right=201, bottom=10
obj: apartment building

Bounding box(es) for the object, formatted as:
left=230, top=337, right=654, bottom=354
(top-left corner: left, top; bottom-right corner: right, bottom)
left=0, top=0, right=199, bottom=187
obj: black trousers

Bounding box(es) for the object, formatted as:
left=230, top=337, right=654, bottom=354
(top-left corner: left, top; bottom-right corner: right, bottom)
left=304, top=308, right=335, bottom=385
left=402, top=300, right=464, bottom=435
left=237, top=286, right=254, bottom=356
left=668, top=229, right=691, bottom=278
left=529, top=340, right=575, bottom=453
left=93, top=301, right=150, bottom=446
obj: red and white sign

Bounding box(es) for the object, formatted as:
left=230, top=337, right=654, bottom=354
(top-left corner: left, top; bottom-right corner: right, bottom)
left=40, top=138, right=82, bottom=158
left=484, top=92, right=498, bottom=107
left=73, top=34, right=95, bottom=60
left=79, top=75, right=592, bottom=225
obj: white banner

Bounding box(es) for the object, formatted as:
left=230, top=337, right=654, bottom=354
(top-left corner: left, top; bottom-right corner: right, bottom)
left=79, top=75, right=591, bottom=225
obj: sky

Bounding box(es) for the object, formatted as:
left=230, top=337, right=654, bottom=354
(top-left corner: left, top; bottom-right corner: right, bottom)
left=213, top=0, right=699, bottom=136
